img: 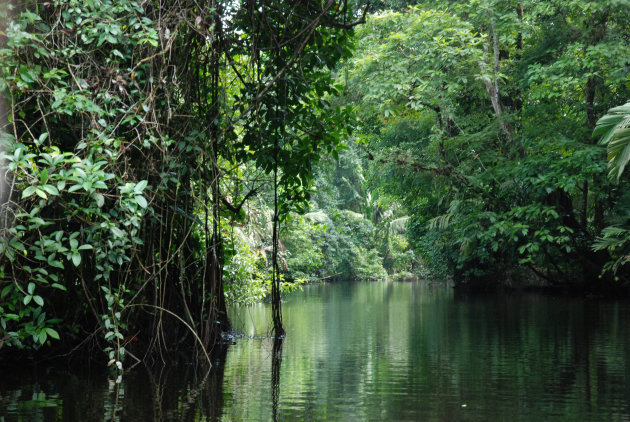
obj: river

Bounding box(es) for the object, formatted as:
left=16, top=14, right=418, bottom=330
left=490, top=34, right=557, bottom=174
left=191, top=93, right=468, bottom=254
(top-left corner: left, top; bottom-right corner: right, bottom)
left=2, top=280, right=630, bottom=421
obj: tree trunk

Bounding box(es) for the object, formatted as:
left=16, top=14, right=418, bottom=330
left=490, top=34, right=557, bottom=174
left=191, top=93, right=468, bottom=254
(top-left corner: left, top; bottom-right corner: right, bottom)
left=204, top=1, right=231, bottom=349
left=271, top=141, right=285, bottom=338
left=584, top=11, right=608, bottom=130
left=480, top=19, right=526, bottom=157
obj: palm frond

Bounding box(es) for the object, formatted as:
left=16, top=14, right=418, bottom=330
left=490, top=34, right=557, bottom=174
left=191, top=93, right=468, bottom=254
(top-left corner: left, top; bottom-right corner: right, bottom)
left=342, top=210, right=365, bottom=220
left=388, top=216, right=409, bottom=234
left=303, top=210, right=331, bottom=224
left=428, top=213, right=452, bottom=230
left=594, top=102, right=630, bottom=180
left=428, top=200, right=460, bottom=230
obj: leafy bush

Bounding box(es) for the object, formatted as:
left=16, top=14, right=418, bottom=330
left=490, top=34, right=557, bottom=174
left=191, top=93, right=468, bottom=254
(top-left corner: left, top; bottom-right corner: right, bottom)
left=0, top=0, right=155, bottom=356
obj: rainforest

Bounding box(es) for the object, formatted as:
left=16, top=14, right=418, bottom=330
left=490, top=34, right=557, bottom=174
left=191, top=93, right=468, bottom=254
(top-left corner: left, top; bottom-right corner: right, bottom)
left=1, top=0, right=630, bottom=420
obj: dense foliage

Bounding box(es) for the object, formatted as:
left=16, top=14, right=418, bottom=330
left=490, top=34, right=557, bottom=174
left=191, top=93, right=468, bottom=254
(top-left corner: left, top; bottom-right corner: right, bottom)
left=343, top=0, right=630, bottom=290
left=280, top=147, right=416, bottom=282
left=2, top=0, right=630, bottom=366
left=0, top=0, right=361, bottom=364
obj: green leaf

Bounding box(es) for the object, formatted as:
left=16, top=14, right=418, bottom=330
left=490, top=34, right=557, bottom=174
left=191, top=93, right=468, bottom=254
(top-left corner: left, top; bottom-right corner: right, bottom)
left=35, top=189, right=48, bottom=199
left=69, top=238, right=79, bottom=250
left=95, top=193, right=105, bottom=208
left=135, top=180, right=148, bottom=192
left=46, top=327, right=60, bottom=340
left=19, top=66, right=37, bottom=83
left=36, top=132, right=49, bottom=146
left=42, top=184, right=59, bottom=196
left=29, top=217, right=46, bottom=226
left=135, top=195, right=148, bottom=208
left=22, top=186, right=36, bottom=198
left=40, top=168, right=48, bottom=184
left=23, top=295, right=32, bottom=305
left=111, top=227, right=125, bottom=237
left=51, top=283, right=67, bottom=291
left=594, top=102, right=630, bottom=180
left=71, top=252, right=81, bottom=267
left=27, top=282, right=35, bottom=295
left=33, top=295, right=44, bottom=306
left=50, top=260, right=64, bottom=270
left=111, top=49, right=124, bottom=59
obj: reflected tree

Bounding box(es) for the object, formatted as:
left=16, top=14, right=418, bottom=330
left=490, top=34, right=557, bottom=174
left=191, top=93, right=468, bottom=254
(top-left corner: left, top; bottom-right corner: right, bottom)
left=271, top=337, right=284, bottom=422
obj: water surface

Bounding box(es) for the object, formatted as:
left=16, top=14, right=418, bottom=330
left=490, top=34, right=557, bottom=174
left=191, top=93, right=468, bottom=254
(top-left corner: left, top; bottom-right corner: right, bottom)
left=2, top=281, right=630, bottom=421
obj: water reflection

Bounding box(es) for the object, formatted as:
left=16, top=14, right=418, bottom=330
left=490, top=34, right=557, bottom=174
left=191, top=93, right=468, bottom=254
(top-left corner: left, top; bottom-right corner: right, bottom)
left=2, top=281, right=630, bottom=421
left=271, top=338, right=283, bottom=422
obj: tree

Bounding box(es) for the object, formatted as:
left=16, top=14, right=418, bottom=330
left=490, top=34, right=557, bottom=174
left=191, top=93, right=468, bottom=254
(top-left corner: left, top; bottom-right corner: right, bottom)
left=0, top=0, right=360, bottom=363
left=342, top=1, right=630, bottom=289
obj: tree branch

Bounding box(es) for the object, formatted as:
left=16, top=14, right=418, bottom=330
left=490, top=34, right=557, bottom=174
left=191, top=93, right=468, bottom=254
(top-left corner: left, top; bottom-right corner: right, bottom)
left=320, top=4, right=369, bottom=29
left=221, top=188, right=259, bottom=215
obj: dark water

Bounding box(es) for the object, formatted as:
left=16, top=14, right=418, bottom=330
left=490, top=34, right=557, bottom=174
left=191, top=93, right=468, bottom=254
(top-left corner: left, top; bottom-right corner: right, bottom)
left=2, top=281, right=630, bottom=421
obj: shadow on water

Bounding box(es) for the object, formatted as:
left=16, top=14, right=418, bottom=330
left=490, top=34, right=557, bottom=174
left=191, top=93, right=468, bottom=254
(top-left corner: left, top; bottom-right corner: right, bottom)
left=138, top=345, right=228, bottom=422
left=205, top=345, right=228, bottom=422
left=0, top=346, right=229, bottom=422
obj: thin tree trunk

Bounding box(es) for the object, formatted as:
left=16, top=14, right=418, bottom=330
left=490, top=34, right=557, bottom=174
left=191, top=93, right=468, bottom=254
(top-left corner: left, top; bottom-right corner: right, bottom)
left=513, top=3, right=524, bottom=115
left=271, top=70, right=286, bottom=338
left=480, top=19, right=525, bottom=157
left=584, top=11, right=608, bottom=130
left=271, top=143, right=285, bottom=337
left=516, top=4, right=523, bottom=52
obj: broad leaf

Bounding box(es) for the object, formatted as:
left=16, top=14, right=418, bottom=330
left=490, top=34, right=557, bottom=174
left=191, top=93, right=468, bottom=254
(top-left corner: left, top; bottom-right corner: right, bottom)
left=594, top=102, right=630, bottom=180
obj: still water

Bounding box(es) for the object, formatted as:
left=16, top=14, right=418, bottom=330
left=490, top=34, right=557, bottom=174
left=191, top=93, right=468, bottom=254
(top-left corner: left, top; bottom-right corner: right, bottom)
left=2, top=280, right=630, bottom=421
